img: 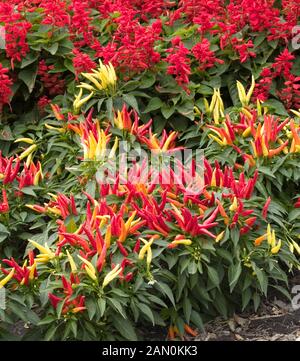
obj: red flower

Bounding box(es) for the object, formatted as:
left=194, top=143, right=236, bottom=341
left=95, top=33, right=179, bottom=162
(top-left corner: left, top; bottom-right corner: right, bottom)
left=37, top=96, right=51, bottom=112
left=272, top=48, right=295, bottom=78
left=231, top=38, right=256, bottom=63
left=295, top=197, right=300, bottom=208
left=0, top=64, right=13, bottom=112
left=0, top=189, right=9, bottom=213
left=165, top=36, right=191, bottom=87
left=72, top=49, right=96, bottom=80
left=40, top=0, right=69, bottom=27
left=38, top=60, right=65, bottom=96
left=192, top=39, right=223, bottom=71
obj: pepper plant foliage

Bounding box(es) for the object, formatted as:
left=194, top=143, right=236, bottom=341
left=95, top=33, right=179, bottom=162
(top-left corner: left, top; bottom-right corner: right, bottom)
left=0, top=0, right=300, bottom=341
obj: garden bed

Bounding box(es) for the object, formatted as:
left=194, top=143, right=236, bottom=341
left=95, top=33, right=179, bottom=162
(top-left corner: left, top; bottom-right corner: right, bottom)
left=0, top=0, right=300, bottom=342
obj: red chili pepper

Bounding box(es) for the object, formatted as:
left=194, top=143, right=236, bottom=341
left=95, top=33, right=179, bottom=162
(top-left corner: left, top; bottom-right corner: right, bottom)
left=117, top=241, right=128, bottom=257
left=262, top=197, right=271, bottom=219
left=3, top=157, right=13, bottom=184
left=48, top=293, right=62, bottom=309
left=203, top=206, right=219, bottom=225
left=9, top=158, right=20, bottom=183
left=96, top=243, right=107, bottom=272
left=245, top=216, right=257, bottom=227
left=125, top=272, right=133, bottom=282
left=133, top=239, right=140, bottom=253
left=82, top=225, right=97, bottom=250
left=70, top=195, right=77, bottom=215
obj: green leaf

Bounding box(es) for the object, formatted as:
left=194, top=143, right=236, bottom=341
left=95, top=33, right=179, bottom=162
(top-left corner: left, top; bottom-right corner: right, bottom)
left=21, top=53, right=39, bottom=69
left=25, top=309, right=40, bottom=325
left=65, top=216, right=77, bottom=233
left=207, top=265, right=220, bottom=287
left=137, top=303, right=155, bottom=325
left=111, top=314, right=137, bottom=341
left=122, top=94, right=139, bottom=113
left=122, top=80, right=140, bottom=92
left=38, top=315, right=56, bottom=326
left=253, top=292, right=261, bottom=311
left=230, top=227, right=240, bottom=247
left=140, top=73, right=156, bottom=89
left=64, top=58, right=75, bottom=73
left=190, top=310, right=204, bottom=331
left=70, top=320, right=77, bottom=339
left=257, top=166, right=276, bottom=178
left=21, top=187, right=37, bottom=197
left=144, top=97, right=163, bottom=113
left=45, top=42, right=59, bottom=55
left=106, top=98, right=113, bottom=120
left=251, top=262, right=268, bottom=295
left=18, top=64, right=38, bottom=93
left=263, top=99, right=288, bottom=116
left=271, top=285, right=291, bottom=301
left=213, top=292, right=228, bottom=318
left=188, top=261, right=198, bottom=275
left=161, top=104, right=175, bottom=119
left=176, top=101, right=194, bottom=120
left=216, top=249, right=233, bottom=264
left=86, top=298, right=97, bottom=320
left=242, top=288, right=252, bottom=311
left=156, top=282, right=175, bottom=307
left=227, top=74, right=240, bottom=106
left=0, top=224, right=10, bottom=244
left=228, top=262, right=242, bottom=292
left=44, top=324, right=58, bottom=341
left=107, top=298, right=126, bottom=318
left=183, top=297, right=192, bottom=324
left=85, top=180, right=96, bottom=199
left=97, top=298, right=106, bottom=318
left=288, top=208, right=300, bottom=222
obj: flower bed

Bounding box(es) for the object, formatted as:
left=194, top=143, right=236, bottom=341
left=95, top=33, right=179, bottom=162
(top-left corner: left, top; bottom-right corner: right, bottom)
left=0, top=1, right=299, bottom=341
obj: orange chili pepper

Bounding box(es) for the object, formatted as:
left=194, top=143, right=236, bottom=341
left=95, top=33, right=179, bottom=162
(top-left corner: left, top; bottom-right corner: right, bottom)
left=168, top=326, right=175, bottom=340
left=254, top=233, right=267, bottom=246
left=184, top=324, right=198, bottom=337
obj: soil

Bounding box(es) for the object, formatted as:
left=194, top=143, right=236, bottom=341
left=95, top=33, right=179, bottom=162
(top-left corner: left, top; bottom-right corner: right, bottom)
left=193, top=272, right=300, bottom=341
left=194, top=303, right=300, bottom=341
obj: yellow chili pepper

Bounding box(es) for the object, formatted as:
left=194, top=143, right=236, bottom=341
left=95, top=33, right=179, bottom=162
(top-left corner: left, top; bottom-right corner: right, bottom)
left=18, top=144, right=37, bottom=161
left=215, top=231, right=225, bottom=243
left=146, top=247, right=152, bottom=266
left=290, top=109, right=300, bottom=118
left=241, top=108, right=253, bottom=119
left=85, top=265, right=97, bottom=281
left=229, top=197, right=238, bottom=212
left=29, top=262, right=37, bottom=280
left=66, top=250, right=77, bottom=273
left=237, top=81, right=247, bottom=106
left=292, top=240, right=300, bottom=255
left=242, top=127, right=252, bottom=138
left=245, top=75, right=255, bottom=104
left=77, top=255, right=96, bottom=278
left=267, top=224, right=272, bottom=245
left=271, top=239, right=282, bottom=254
left=0, top=268, right=15, bottom=289
left=45, top=123, right=65, bottom=133
left=138, top=238, right=154, bottom=260
left=172, top=239, right=192, bottom=246
left=102, top=264, right=122, bottom=289
left=14, top=137, right=34, bottom=145
left=257, top=99, right=262, bottom=116
left=29, top=239, right=55, bottom=258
